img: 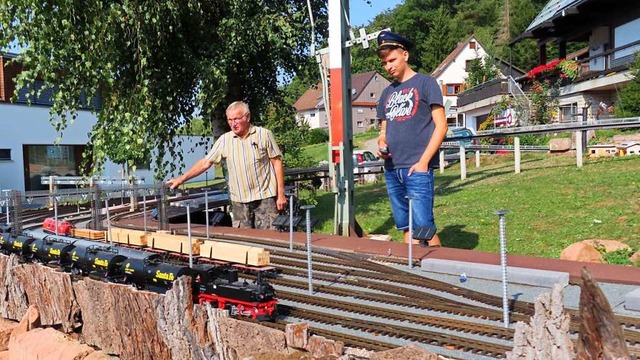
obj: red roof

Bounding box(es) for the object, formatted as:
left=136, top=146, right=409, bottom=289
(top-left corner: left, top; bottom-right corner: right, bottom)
left=293, top=83, right=323, bottom=111
left=293, top=71, right=386, bottom=111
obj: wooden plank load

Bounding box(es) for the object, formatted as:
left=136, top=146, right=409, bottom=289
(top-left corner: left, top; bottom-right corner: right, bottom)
left=199, top=240, right=270, bottom=266
left=110, top=228, right=148, bottom=246
left=105, top=227, right=122, bottom=243
left=148, top=232, right=202, bottom=255
left=71, top=228, right=106, bottom=240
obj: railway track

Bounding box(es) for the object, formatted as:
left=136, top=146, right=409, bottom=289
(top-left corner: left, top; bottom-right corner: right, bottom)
left=105, top=212, right=640, bottom=359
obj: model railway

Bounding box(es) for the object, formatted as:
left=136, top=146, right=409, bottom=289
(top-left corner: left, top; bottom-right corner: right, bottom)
left=22, top=205, right=640, bottom=358
left=0, top=221, right=278, bottom=321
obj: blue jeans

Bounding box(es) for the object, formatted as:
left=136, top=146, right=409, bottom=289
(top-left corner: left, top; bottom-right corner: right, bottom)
left=384, top=168, right=436, bottom=231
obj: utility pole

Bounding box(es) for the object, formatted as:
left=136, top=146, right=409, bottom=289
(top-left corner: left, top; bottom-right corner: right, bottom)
left=325, top=1, right=387, bottom=237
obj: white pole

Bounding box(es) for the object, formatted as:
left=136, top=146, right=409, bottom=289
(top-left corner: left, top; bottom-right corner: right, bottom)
left=459, top=144, right=467, bottom=180
left=407, top=196, right=413, bottom=268
left=54, top=195, right=59, bottom=238
left=514, top=136, right=521, bottom=174
left=143, top=191, right=147, bottom=233
left=575, top=131, right=583, bottom=168
left=205, top=191, right=209, bottom=240
left=105, top=199, right=112, bottom=246
left=187, top=204, right=193, bottom=268
left=289, top=194, right=294, bottom=252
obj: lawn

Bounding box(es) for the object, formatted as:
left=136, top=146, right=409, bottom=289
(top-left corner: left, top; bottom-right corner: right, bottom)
left=307, top=152, right=640, bottom=259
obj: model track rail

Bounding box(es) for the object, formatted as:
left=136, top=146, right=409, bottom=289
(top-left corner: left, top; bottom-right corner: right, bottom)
left=280, top=304, right=513, bottom=358
left=248, top=319, right=399, bottom=353
left=278, top=289, right=514, bottom=340
left=112, top=219, right=640, bottom=356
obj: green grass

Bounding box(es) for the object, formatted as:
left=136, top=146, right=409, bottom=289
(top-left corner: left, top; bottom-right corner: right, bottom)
left=303, top=130, right=380, bottom=164
left=308, top=153, right=640, bottom=259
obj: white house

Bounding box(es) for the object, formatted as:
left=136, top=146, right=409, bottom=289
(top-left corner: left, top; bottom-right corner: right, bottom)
left=431, top=36, right=488, bottom=127
left=617, top=142, right=640, bottom=156
left=0, top=52, right=214, bottom=194
left=431, top=35, right=526, bottom=130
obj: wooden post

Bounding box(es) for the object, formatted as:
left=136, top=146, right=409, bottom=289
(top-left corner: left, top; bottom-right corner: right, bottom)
left=514, top=137, right=521, bottom=174
left=439, top=151, right=445, bottom=174
left=575, top=131, right=583, bottom=168
left=459, top=144, right=466, bottom=180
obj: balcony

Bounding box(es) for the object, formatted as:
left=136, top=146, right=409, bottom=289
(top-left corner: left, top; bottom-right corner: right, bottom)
left=457, top=77, right=509, bottom=108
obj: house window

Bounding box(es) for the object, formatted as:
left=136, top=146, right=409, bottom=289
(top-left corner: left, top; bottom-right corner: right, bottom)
left=357, top=109, right=364, bottom=114
left=356, top=121, right=364, bottom=128
left=370, top=92, right=376, bottom=98
left=25, top=145, right=85, bottom=191
left=0, top=149, right=10, bottom=160
left=309, top=111, right=316, bottom=117
left=469, top=41, right=476, bottom=50
left=465, top=59, right=473, bottom=71
left=445, top=84, right=463, bottom=96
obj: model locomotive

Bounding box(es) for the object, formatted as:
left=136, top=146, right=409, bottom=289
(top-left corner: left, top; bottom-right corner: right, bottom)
left=0, top=225, right=278, bottom=320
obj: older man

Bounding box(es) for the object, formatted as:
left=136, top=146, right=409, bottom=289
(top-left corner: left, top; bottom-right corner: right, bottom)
left=167, top=101, right=286, bottom=229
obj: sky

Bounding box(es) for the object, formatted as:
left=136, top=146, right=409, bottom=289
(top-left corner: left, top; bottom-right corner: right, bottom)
left=348, top=0, right=404, bottom=27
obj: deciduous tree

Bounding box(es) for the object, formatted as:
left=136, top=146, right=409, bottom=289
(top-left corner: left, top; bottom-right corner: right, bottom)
left=0, top=0, right=327, bottom=179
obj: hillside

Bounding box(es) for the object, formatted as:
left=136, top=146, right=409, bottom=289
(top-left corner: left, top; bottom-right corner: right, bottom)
left=309, top=152, right=640, bottom=260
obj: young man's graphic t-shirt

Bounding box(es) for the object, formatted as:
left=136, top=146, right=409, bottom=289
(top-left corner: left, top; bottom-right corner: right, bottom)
left=376, top=74, right=444, bottom=169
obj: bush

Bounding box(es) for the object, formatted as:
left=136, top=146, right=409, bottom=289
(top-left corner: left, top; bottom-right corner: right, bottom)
left=305, top=128, right=329, bottom=145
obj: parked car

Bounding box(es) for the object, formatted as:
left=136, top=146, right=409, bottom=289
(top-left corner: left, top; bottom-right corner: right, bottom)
left=446, top=126, right=478, bottom=147
left=443, top=127, right=478, bottom=159
left=353, top=150, right=384, bottom=175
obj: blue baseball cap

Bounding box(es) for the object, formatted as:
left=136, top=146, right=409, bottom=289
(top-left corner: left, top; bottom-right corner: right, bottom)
left=377, top=31, right=414, bottom=51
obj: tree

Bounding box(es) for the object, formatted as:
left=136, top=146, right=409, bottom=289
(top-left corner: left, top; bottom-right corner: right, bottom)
left=0, top=0, right=327, bottom=179
left=465, top=56, right=499, bottom=88
left=421, top=5, right=457, bottom=73
left=616, top=53, right=640, bottom=117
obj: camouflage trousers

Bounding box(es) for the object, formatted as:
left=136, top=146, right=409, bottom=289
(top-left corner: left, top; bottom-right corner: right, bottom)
left=230, top=197, right=278, bottom=230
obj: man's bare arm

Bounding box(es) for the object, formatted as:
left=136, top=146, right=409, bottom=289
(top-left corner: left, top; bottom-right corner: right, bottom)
left=166, top=158, right=215, bottom=189
left=270, top=156, right=287, bottom=211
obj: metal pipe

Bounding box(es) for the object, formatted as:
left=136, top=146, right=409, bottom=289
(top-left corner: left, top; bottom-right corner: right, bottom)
left=495, top=209, right=510, bottom=328
left=407, top=195, right=414, bottom=268
left=187, top=203, right=193, bottom=268
left=205, top=191, right=209, bottom=240
left=289, top=194, right=294, bottom=252
left=142, top=191, right=147, bottom=233
left=54, top=195, right=59, bottom=238
left=105, top=199, right=112, bottom=246
left=301, top=205, right=315, bottom=294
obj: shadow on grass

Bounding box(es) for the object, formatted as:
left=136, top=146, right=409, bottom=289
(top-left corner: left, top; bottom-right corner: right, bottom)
left=370, top=217, right=397, bottom=236
left=434, top=156, right=568, bottom=196
left=439, top=224, right=479, bottom=250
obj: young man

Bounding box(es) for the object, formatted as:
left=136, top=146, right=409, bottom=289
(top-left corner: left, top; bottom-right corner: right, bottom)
left=166, top=101, right=286, bottom=229
left=375, top=31, right=448, bottom=247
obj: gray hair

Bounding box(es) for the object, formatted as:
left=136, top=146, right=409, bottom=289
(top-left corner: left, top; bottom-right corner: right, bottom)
left=226, top=101, right=250, bottom=114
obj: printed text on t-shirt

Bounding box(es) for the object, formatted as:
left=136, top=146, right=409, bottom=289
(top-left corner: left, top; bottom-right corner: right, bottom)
left=385, top=87, right=419, bottom=121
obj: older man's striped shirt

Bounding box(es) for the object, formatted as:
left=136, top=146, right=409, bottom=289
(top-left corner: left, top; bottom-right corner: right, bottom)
left=205, top=126, right=282, bottom=203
